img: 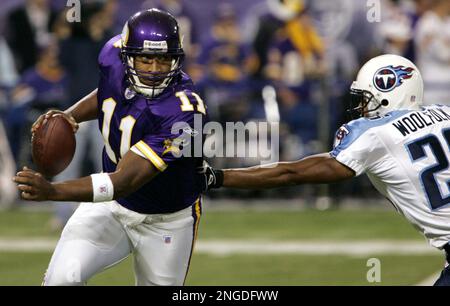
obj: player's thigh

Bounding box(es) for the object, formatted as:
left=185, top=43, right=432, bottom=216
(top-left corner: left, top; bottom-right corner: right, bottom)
left=133, top=208, right=201, bottom=286
left=43, top=202, right=132, bottom=285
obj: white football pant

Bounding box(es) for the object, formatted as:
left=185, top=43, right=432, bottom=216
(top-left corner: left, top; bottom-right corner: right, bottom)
left=43, top=199, right=201, bottom=286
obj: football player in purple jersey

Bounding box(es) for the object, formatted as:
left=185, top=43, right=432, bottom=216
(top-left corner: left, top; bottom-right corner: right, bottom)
left=13, top=9, right=207, bottom=286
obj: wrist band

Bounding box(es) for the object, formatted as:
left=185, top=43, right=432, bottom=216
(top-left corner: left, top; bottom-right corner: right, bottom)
left=91, top=173, right=114, bottom=202
left=213, top=170, right=224, bottom=188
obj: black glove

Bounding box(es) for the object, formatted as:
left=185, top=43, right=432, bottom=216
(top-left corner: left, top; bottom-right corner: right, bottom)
left=197, top=161, right=224, bottom=192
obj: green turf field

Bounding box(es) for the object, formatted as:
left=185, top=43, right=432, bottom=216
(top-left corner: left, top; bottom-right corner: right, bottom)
left=0, top=208, right=445, bottom=285
left=0, top=208, right=429, bottom=240
left=0, top=252, right=443, bottom=286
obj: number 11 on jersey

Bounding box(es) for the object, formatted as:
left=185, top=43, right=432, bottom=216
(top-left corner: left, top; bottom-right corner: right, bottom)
left=101, top=98, right=136, bottom=164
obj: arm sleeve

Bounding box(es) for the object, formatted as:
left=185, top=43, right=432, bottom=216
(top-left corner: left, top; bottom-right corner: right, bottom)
left=330, top=125, right=380, bottom=177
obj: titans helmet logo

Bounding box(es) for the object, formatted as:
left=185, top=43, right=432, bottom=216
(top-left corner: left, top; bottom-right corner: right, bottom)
left=373, top=65, right=415, bottom=93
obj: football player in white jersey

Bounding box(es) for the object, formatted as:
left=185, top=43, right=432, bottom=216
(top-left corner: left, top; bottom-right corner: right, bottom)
left=201, top=54, right=450, bottom=286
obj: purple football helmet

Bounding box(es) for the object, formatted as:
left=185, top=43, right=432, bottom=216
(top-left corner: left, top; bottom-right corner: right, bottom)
left=121, top=9, right=184, bottom=98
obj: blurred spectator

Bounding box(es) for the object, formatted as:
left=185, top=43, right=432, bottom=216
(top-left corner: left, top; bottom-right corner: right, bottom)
left=195, top=3, right=256, bottom=122
left=402, top=0, right=434, bottom=61
left=0, top=120, right=16, bottom=209
left=251, top=0, right=305, bottom=79
left=51, top=9, right=73, bottom=41
left=376, top=0, right=414, bottom=56
left=262, top=6, right=325, bottom=157
left=264, top=9, right=326, bottom=82
left=51, top=1, right=115, bottom=230
left=415, top=0, right=450, bottom=105
left=0, top=36, right=17, bottom=208
left=305, top=0, right=360, bottom=139
left=100, top=0, right=120, bottom=34
left=306, top=0, right=358, bottom=81
left=0, top=36, right=19, bottom=118
left=5, top=0, right=57, bottom=73
left=0, top=36, right=19, bottom=89
left=155, top=0, right=200, bottom=62
left=59, top=1, right=115, bottom=106
left=6, top=39, right=68, bottom=164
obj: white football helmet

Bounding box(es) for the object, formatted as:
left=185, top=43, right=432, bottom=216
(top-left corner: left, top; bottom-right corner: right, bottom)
left=349, top=54, right=423, bottom=118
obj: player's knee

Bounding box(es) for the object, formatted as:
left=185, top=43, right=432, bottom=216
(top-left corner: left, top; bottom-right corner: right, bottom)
left=42, top=268, right=86, bottom=286
left=42, top=258, right=87, bottom=286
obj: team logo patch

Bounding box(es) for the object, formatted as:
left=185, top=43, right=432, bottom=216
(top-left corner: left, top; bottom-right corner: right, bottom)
left=99, top=185, right=107, bottom=194
left=124, top=87, right=136, bottom=100
left=163, top=235, right=172, bottom=244
left=143, top=40, right=168, bottom=52
left=183, top=127, right=199, bottom=137
left=333, top=126, right=349, bottom=148
left=373, top=65, right=414, bottom=92
left=163, top=138, right=183, bottom=156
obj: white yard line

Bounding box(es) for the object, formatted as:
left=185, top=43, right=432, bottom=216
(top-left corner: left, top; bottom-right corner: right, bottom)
left=195, top=240, right=441, bottom=256
left=0, top=238, right=442, bottom=256
left=0, top=238, right=57, bottom=252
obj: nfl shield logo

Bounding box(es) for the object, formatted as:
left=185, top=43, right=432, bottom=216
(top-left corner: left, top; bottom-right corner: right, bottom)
left=163, top=236, right=172, bottom=244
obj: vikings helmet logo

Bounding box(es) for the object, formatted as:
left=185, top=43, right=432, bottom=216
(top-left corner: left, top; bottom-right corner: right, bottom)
left=373, top=65, right=415, bottom=93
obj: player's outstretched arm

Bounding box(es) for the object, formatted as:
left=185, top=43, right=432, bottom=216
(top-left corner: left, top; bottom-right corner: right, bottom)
left=31, top=88, right=99, bottom=134
left=207, top=153, right=355, bottom=190
left=12, top=150, right=159, bottom=202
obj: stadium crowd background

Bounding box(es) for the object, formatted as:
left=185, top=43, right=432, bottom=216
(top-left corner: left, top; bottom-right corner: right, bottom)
left=0, top=0, right=449, bottom=225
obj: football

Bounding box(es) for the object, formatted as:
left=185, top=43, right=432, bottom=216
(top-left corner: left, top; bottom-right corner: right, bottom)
left=31, top=115, right=76, bottom=177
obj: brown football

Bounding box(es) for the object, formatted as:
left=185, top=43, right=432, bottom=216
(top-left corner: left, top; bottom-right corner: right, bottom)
left=32, top=115, right=76, bottom=177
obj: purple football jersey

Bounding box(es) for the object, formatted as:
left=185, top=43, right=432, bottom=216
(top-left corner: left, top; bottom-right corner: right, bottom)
left=96, top=35, right=207, bottom=214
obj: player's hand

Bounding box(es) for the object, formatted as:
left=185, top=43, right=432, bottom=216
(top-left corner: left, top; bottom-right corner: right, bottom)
left=197, top=161, right=224, bottom=192
left=12, top=167, right=56, bottom=201
left=31, top=110, right=79, bottom=134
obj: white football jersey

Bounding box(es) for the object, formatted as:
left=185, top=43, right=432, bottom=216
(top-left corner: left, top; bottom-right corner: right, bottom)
left=331, top=104, right=450, bottom=249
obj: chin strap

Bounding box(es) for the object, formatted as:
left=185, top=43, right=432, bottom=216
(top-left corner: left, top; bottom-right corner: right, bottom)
left=126, top=56, right=180, bottom=99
